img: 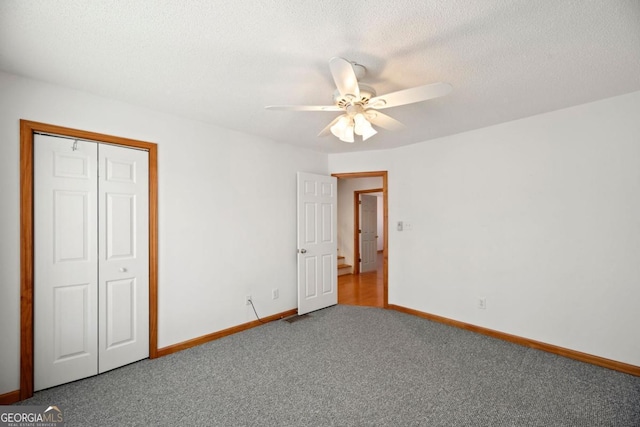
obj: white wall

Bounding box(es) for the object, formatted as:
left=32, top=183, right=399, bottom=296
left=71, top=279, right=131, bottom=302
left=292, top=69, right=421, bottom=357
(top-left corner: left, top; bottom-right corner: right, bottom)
left=329, top=91, right=640, bottom=366
left=336, top=177, right=382, bottom=267
left=0, top=71, right=328, bottom=395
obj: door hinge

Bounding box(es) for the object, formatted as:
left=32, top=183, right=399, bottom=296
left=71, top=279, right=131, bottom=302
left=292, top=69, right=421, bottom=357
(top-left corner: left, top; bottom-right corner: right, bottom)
left=358, top=229, right=362, bottom=233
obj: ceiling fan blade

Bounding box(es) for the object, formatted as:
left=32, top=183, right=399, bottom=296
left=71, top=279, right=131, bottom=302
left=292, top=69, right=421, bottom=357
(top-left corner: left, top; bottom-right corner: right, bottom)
left=366, top=111, right=405, bottom=131
left=329, top=57, right=360, bottom=99
left=317, top=115, right=345, bottom=137
left=368, top=82, right=452, bottom=109
left=265, top=105, right=342, bottom=111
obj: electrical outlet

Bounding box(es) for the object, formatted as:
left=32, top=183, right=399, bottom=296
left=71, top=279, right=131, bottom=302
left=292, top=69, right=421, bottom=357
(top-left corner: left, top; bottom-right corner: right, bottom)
left=246, top=295, right=252, bottom=306
left=478, top=297, right=486, bottom=309
left=272, top=288, right=279, bottom=300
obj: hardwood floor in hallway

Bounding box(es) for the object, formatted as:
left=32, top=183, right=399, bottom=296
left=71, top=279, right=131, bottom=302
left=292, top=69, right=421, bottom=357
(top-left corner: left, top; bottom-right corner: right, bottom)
left=338, top=252, right=384, bottom=308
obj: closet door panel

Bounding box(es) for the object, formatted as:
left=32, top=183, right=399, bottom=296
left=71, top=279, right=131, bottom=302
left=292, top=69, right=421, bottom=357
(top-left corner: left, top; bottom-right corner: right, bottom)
left=98, top=144, right=149, bottom=373
left=34, top=135, right=99, bottom=391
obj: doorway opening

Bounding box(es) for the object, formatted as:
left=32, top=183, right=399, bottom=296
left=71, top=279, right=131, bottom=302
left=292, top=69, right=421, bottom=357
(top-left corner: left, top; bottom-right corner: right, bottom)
left=332, top=171, right=388, bottom=308
left=19, top=120, right=158, bottom=400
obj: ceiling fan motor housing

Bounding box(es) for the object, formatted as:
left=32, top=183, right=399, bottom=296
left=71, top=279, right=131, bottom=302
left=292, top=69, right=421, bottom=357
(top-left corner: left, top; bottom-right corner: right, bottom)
left=333, top=84, right=377, bottom=109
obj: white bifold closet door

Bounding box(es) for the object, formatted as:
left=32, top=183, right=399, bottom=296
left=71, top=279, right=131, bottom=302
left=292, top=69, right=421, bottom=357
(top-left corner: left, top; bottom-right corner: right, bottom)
left=34, top=134, right=149, bottom=391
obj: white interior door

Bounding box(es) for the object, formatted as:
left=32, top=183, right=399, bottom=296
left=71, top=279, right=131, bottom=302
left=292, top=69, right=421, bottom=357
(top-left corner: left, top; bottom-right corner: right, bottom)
left=98, top=144, right=149, bottom=373
left=360, top=194, right=378, bottom=273
left=297, top=172, right=337, bottom=315
left=34, top=135, right=99, bottom=390
left=34, top=134, right=149, bottom=390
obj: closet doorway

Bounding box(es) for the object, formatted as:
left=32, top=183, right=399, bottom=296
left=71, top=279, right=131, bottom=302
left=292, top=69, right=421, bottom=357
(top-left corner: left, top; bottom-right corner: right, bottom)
left=20, top=120, right=158, bottom=400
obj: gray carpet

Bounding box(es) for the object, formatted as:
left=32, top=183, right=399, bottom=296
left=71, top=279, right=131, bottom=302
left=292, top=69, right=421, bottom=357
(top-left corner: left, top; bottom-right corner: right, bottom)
left=20, top=305, right=640, bottom=426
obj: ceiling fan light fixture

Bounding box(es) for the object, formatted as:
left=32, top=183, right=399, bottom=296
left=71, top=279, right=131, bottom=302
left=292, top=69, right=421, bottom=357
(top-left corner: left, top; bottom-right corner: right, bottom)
left=331, top=116, right=354, bottom=142
left=341, top=125, right=355, bottom=143
left=353, top=113, right=371, bottom=135
left=360, top=124, right=377, bottom=141
left=353, top=113, right=367, bottom=135
left=353, top=113, right=377, bottom=140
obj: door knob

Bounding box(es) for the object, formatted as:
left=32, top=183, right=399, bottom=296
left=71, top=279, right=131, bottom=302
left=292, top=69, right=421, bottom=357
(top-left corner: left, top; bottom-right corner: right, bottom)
left=119, top=267, right=128, bottom=272
left=299, top=249, right=307, bottom=254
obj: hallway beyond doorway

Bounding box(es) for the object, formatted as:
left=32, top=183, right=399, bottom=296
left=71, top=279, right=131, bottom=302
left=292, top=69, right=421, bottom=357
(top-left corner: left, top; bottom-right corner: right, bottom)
left=338, top=252, right=384, bottom=307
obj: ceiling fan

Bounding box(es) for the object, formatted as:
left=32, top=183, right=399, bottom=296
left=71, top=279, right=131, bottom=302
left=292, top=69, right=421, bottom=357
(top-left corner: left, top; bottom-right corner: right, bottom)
left=265, top=57, right=452, bottom=143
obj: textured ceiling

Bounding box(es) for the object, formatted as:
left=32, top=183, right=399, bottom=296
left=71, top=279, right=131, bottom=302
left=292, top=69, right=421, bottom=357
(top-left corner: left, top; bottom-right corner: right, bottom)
left=1, top=1, right=639, bottom=153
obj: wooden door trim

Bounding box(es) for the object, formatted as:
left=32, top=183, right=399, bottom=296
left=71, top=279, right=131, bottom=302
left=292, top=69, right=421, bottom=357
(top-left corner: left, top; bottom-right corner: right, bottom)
left=332, top=171, right=388, bottom=308
left=19, top=120, right=158, bottom=400
left=353, top=188, right=383, bottom=275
